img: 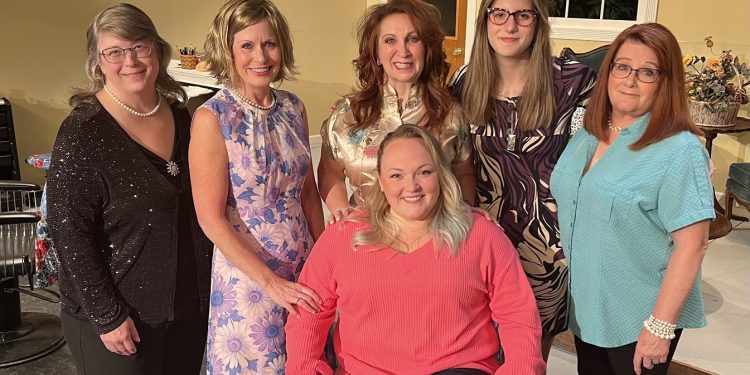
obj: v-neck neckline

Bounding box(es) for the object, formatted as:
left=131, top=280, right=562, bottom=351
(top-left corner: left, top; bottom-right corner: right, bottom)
left=98, top=98, right=181, bottom=192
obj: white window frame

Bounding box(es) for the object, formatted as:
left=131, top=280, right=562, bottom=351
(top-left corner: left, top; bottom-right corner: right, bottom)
left=549, top=0, right=659, bottom=42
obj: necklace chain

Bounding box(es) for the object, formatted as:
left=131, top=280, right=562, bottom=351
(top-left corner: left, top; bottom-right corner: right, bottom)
left=233, top=89, right=277, bottom=111
left=104, top=86, right=161, bottom=117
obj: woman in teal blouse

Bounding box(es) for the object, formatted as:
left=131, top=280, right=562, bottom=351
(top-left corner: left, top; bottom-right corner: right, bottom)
left=550, top=23, right=714, bottom=375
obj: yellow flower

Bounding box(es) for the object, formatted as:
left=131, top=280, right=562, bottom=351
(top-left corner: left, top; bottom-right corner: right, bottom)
left=705, top=58, right=723, bottom=73
left=683, top=55, right=693, bottom=67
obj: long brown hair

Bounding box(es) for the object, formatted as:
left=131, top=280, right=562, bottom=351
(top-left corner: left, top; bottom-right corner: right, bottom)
left=70, top=3, right=185, bottom=106
left=584, top=23, right=701, bottom=150
left=348, top=0, right=452, bottom=132
left=460, top=0, right=554, bottom=130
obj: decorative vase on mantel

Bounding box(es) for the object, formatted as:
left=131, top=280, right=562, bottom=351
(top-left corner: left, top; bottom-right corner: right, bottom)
left=688, top=100, right=740, bottom=127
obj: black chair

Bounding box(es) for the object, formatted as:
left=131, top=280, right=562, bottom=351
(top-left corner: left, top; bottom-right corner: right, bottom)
left=0, top=98, right=22, bottom=180
left=560, top=44, right=611, bottom=73
left=0, top=180, right=64, bottom=368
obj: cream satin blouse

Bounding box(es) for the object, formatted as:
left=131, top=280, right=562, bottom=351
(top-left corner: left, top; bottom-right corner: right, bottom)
left=321, top=84, right=471, bottom=205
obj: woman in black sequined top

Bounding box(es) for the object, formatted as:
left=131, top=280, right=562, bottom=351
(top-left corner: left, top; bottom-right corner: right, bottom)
left=47, top=4, right=212, bottom=374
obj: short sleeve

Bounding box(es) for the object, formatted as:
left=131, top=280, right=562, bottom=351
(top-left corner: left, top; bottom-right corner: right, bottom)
left=657, top=140, right=715, bottom=232
left=320, top=98, right=348, bottom=162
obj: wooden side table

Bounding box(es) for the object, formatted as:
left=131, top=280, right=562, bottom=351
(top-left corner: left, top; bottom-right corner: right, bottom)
left=698, top=117, right=750, bottom=239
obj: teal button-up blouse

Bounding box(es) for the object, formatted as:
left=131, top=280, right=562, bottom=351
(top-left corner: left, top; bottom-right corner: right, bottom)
left=550, top=113, right=715, bottom=347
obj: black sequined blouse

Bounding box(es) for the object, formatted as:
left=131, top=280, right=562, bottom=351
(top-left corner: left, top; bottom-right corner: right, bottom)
left=47, top=99, right=212, bottom=334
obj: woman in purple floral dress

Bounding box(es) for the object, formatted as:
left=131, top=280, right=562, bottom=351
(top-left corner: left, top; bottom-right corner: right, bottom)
left=190, top=1, right=324, bottom=373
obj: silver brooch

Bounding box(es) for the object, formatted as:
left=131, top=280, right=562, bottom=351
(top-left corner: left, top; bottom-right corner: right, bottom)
left=166, top=161, right=180, bottom=176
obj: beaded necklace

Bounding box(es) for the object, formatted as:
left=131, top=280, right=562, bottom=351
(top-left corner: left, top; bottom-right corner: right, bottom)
left=104, top=85, right=161, bottom=117
left=233, top=89, right=277, bottom=111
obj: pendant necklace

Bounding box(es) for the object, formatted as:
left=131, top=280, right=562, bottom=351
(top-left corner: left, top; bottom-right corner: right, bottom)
left=506, top=98, right=518, bottom=151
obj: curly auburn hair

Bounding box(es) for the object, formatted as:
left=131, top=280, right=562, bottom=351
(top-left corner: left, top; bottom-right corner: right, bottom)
left=348, top=0, right=453, bottom=133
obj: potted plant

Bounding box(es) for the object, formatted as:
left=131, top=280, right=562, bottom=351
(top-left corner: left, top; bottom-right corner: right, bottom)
left=684, top=36, right=750, bottom=127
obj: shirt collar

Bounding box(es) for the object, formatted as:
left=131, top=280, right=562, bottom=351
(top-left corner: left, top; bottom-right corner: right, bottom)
left=617, top=112, right=651, bottom=139
left=382, top=83, right=421, bottom=110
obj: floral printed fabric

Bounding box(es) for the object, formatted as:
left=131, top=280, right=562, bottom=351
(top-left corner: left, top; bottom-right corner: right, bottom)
left=200, top=89, right=313, bottom=375
left=26, top=153, right=58, bottom=288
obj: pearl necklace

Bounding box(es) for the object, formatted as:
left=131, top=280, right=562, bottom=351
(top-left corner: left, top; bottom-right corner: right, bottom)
left=103, top=86, right=179, bottom=176
left=104, top=85, right=161, bottom=117
left=233, top=89, right=276, bottom=111
left=608, top=119, right=624, bottom=132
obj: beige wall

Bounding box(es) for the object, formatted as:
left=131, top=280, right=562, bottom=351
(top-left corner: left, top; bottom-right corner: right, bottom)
left=2, top=0, right=748, bottom=186
left=0, top=0, right=365, bottom=185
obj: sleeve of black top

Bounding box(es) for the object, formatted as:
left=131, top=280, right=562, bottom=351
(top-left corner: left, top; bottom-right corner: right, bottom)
left=47, top=112, right=128, bottom=334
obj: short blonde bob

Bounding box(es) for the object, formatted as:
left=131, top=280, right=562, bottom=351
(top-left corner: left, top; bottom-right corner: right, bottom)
left=204, top=0, right=297, bottom=87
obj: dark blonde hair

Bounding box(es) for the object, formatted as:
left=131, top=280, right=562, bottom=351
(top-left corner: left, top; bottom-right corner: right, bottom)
left=460, top=0, right=554, bottom=130
left=584, top=23, right=702, bottom=150
left=70, top=3, right=185, bottom=106
left=348, top=0, right=452, bottom=133
left=351, top=124, right=472, bottom=255
left=204, top=0, right=297, bottom=87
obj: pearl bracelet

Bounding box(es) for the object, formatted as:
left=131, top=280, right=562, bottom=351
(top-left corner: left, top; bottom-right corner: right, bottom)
left=643, top=314, right=676, bottom=340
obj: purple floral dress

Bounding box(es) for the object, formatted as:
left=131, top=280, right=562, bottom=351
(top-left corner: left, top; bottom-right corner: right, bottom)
left=201, top=89, right=313, bottom=374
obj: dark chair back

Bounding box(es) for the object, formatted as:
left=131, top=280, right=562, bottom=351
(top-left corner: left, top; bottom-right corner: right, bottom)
left=0, top=98, right=22, bottom=180
left=560, top=44, right=610, bottom=73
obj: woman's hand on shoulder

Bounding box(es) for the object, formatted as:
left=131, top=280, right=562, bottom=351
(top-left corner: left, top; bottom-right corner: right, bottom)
left=326, top=206, right=356, bottom=227
left=99, top=317, right=140, bottom=356
left=262, top=274, right=323, bottom=317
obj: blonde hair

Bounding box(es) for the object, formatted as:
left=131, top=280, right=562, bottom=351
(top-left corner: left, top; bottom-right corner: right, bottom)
left=70, top=3, right=186, bottom=107
left=460, top=0, right=554, bottom=130
left=204, top=0, right=297, bottom=87
left=350, top=124, right=472, bottom=255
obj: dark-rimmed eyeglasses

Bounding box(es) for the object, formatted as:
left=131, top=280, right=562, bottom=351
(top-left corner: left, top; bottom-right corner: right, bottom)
left=486, top=8, right=538, bottom=26
left=609, top=63, right=661, bottom=83
left=99, top=42, right=152, bottom=64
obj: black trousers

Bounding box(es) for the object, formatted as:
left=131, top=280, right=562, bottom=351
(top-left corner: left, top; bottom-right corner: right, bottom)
left=61, top=307, right=208, bottom=375
left=574, top=330, right=683, bottom=375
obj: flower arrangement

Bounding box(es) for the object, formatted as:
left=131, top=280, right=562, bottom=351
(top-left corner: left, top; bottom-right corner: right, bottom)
left=684, top=36, right=750, bottom=112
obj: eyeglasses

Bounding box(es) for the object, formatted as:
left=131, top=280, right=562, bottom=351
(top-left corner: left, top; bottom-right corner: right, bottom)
left=99, top=42, right=152, bottom=64
left=486, top=8, right=538, bottom=26
left=609, top=63, right=660, bottom=83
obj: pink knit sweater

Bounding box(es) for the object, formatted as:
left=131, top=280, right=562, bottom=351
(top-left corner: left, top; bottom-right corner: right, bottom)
left=285, top=213, right=545, bottom=375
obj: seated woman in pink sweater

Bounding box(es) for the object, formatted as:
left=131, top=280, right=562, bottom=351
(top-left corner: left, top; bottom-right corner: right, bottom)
left=285, top=124, right=545, bottom=375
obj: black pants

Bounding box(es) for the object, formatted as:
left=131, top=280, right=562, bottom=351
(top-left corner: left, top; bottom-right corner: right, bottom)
left=574, top=330, right=683, bottom=375
left=61, top=307, right=208, bottom=375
